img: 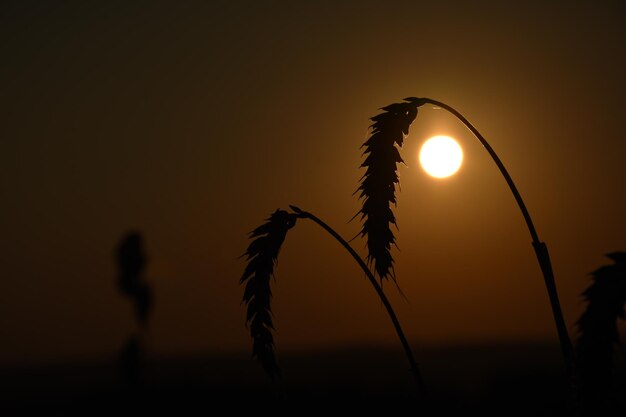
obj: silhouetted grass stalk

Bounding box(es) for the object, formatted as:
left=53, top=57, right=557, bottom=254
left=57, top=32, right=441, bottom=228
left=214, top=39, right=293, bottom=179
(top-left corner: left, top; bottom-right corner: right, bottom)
left=290, top=205, right=427, bottom=398
left=241, top=207, right=427, bottom=399
left=407, top=97, right=574, bottom=378
left=241, top=210, right=296, bottom=378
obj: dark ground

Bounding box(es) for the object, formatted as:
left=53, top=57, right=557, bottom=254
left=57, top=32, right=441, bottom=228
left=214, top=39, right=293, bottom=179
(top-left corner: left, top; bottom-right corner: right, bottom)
left=1, top=342, right=625, bottom=416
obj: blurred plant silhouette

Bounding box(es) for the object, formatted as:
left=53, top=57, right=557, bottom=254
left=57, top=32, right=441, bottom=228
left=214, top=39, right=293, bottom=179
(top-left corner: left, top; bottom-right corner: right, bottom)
left=576, top=252, right=626, bottom=415
left=117, top=231, right=153, bottom=326
left=240, top=207, right=426, bottom=398
left=116, top=231, right=153, bottom=388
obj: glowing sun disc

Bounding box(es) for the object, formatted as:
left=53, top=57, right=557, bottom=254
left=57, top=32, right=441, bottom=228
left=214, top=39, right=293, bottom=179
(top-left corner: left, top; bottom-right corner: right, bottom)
left=419, top=135, right=463, bottom=178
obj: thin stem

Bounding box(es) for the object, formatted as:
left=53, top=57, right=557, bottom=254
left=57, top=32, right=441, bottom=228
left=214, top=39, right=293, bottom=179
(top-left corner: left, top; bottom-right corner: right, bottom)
left=421, top=99, right=538, bottom=241
left=417, top=98, right=575, bottom=377
left=290, top=206, right=427, bottom=400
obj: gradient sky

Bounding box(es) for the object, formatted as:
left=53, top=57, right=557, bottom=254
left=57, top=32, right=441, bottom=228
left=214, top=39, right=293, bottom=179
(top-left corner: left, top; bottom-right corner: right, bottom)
left=1, top=0, right=625, bottom=365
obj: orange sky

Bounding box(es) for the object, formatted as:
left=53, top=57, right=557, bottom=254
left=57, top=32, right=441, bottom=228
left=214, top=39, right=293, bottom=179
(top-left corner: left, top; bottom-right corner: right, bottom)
left=1, top=0, right=626, bottom=365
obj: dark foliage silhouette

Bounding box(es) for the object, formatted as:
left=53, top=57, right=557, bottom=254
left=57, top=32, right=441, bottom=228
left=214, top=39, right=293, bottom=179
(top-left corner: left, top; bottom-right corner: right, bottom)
left=576, top=252, right=626, bottom=414
left=357, top=100, right=418, bottom=282
left=240, top=207, right=426, bottom=397
left=240, top=209, right=297, bottom=378
left=115, top=231, right=153, bottom=390
left=116, top=231, right=153, bottom=326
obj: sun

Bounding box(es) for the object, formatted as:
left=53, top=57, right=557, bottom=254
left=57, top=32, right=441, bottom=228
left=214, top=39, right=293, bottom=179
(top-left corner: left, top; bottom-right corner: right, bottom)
left=419, top=135, right=463, bottom=178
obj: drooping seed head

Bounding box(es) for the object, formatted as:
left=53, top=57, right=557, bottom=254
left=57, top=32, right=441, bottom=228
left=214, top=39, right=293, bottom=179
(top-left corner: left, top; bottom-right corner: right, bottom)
left=357, top=99, right=419, bottom=281
left=240, top=209, right=297, bottom=377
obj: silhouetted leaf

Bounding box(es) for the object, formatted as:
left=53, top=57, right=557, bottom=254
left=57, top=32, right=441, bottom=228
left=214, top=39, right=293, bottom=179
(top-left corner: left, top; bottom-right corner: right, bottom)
left=356, top=99, right=418, bottom=281
left=576, top=251, right=626, bottom=413
left=240, top=209, right=297, bottom=378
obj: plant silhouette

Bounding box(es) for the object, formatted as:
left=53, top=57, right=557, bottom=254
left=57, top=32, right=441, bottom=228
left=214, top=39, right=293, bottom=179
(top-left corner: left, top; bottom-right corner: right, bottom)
left=240, top=210, right=296, bottom=378
left=576, top=252, right=626, bottom=415
left=117, top=231, right=153, bottom=326
left=115, top=231, right=153, bottom=388
left=357, top=101, right=417, bottom=282
left=358, top=97, right=575, bottom=381
left=241, top=96, right=581, bottom=403
left=240, top=102, right=428, bottom=388
left=240, top=207, right=426, bottom=398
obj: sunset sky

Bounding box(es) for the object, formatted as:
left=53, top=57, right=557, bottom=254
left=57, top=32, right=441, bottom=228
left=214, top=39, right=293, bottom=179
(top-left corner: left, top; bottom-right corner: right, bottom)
left=1, top=0, right=625, bottom=366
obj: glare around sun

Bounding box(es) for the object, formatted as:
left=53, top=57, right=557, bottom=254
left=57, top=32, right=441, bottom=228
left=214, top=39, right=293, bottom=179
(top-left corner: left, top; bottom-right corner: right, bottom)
left=419, top=135, right=463, bottom=178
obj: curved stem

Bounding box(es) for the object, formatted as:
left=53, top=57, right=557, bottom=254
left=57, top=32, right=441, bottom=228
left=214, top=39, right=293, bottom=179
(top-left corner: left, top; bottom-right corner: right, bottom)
left=417, top=98, right=575, bottom=377
left=422, top=99, right=538, bottom=241
left=290, top=206, right=427, bottom=400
